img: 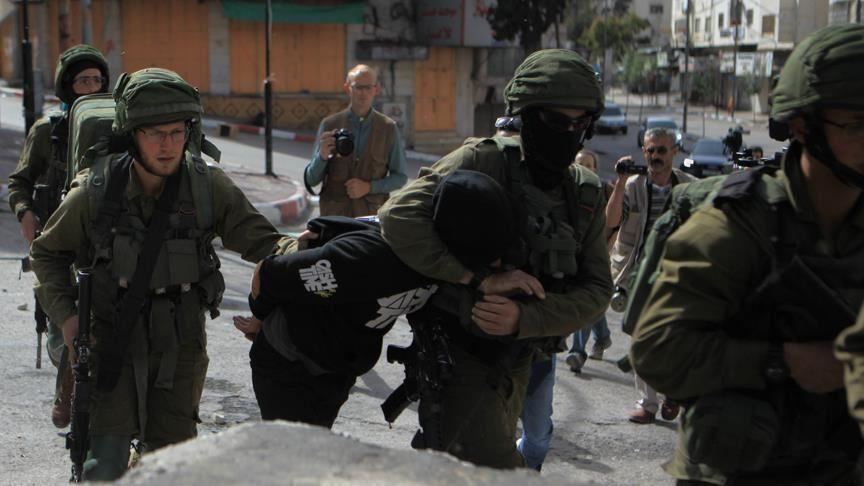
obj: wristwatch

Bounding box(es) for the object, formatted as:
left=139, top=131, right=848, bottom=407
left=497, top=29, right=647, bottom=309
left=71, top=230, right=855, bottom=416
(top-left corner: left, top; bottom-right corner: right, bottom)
left=763, top=345, right=789, bottom=383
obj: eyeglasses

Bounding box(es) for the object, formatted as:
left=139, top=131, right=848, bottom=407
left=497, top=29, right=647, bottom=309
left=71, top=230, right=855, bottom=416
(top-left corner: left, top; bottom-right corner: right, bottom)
left=821, top=117, right=864, bottom=139
left=136, top=127, right=189, bottom=145
left=72, top=75, right=105, bottom=88
left=350, top=83, right=376, bottom=92
left=644, top=146, right=670, bottom=155
left=538, top=109, right=593, bottom=133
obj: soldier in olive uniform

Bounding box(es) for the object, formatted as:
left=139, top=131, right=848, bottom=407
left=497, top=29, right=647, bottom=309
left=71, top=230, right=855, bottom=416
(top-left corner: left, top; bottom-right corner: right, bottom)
left=632, top=25, right=864, bottom=485
left=31, top=68, right=292, bottom=481
left=378, top=49, right=612, bottom=469
left=8, top=44, right=110, bottom=429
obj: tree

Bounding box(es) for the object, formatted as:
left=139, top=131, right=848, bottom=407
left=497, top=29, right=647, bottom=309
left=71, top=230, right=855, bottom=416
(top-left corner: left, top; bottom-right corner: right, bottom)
left=579, top=13, right=650, bottom=63
left=487, top=0, right=567, bottom=55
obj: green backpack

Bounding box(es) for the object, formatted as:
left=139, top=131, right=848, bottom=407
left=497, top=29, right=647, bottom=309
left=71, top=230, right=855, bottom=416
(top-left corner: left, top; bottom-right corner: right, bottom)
left=65, top=93, right=221, bottom=191
left=620, top=173, right=742, bottom=335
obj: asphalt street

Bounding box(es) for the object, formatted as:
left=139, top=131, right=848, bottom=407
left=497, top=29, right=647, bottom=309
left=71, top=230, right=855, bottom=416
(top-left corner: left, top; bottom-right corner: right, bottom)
left=0, top=90, right=784, bottom=484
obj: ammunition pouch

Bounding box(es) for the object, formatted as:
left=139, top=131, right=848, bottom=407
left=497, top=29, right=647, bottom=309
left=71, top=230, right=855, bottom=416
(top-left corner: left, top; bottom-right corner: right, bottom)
left=682, top=391, right=780, bottom=473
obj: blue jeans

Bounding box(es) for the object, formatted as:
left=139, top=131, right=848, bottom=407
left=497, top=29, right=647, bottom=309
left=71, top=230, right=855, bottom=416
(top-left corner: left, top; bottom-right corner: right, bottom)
left=517, top=357, right=556, bottom=470
left=569, top=315, right=611, bottom=359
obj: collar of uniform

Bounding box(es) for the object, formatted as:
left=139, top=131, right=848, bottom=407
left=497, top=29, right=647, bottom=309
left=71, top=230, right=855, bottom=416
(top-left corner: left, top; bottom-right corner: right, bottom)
left=348, top=107, right=373, bottom=124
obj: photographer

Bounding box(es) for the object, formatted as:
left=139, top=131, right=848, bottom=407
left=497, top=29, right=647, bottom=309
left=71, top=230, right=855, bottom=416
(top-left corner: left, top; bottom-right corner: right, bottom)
left=606, top=127, right=695, bottom=424
left=304, top=64, right=407, bottom=217
left=722, top=125, right=745, bottom=155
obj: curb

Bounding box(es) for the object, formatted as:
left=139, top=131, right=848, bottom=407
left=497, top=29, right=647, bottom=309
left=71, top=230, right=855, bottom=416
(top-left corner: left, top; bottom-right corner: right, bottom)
left=0, top=86, right=59, bottom=103
left=201, top=119, right=317, bottom=143
left=251, top=180, right=310, bottom=227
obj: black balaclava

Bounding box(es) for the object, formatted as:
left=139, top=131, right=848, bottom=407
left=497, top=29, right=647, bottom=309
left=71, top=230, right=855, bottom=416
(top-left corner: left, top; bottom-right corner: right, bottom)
left=519, top=108, right=586, bottom=190
left=62, top=59, right=108, bottom=104
left=804, top=116, right=864, bottom=189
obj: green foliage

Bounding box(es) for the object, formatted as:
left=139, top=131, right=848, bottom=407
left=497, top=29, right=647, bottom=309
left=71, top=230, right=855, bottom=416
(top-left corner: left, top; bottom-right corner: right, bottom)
left=487, top=0, right=567, bottom=54
left=621, top=50, right=648, bottom=87
left=738, top=74, right=762, bottom=96
left=578, top=13, right=650, bottom=62
left=690, top=71, right=718, bottom=104
left=565, top=0, right=634, bottom=41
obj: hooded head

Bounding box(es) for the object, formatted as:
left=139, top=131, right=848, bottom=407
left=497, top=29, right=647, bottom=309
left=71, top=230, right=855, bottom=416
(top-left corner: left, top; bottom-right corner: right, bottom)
left=432, top=170, right=516, bottom=269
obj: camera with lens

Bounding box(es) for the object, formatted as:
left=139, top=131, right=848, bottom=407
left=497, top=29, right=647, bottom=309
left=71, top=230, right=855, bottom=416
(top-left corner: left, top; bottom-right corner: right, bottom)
left=610, top=285, right=628, bottom=313
left=615, top=158, right=648, bottom=175
left=332, top=128, right=355, bottom=158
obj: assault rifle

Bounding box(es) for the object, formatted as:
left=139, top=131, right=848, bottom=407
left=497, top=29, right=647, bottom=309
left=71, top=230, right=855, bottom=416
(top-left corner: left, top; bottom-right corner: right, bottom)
left=381, top=311, right=454, bottom=451
left=67, top=269, right=92, bottom=483
left=20, top=243, right=47, bottom=369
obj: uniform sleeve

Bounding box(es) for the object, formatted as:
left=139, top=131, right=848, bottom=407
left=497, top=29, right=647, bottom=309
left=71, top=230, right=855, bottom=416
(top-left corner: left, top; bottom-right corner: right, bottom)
left=378, top=145, right=477, bottom=284
left=304, top=121, right=328, bottom=188
left=630, top=206, right=774, bottom=398
left=836, top=308, right=864, bottom=436
left=30, top=172, right=91, bottom=327
left=8, top=119, right=53, bottom=217
left=370, top=125, right=408, bottom=194
left=516, top=181, right=613, bottom=338
left=210, top=167, right=294, bottom=262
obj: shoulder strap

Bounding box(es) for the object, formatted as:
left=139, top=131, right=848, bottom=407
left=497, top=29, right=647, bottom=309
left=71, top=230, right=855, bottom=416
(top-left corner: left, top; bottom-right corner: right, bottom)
left=185, top=153, right=213, bottom=230
left=97, top=166, right=183, bottom=392
left=564, top=165, right=601, bottom=246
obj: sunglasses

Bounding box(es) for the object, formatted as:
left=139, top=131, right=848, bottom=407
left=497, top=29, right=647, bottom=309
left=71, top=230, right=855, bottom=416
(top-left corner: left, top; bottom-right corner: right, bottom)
left=538, top=109, right=593, bottom=133
left=644, top=146, right=670, bottom=155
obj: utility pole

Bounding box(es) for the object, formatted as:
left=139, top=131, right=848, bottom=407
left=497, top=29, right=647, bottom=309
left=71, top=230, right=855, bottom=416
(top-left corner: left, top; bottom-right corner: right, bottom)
left=59, top=0, right=71, bottom=51
left=264, top=0, right=274, bottom=176
left=81, top=0, right=93, bottom=44
left=602, top=0, right=608, bottom=90
left=729, top=0, right=741, bottom=119
left=682, top=0, right=691, bottom=134
left=21, top=0, right=36, bottom=134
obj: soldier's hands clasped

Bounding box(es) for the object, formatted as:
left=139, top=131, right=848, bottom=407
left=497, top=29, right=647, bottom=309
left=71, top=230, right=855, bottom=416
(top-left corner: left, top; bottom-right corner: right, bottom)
left=472, top=295, right=520, bottom=335
left=20, top=210, right=41, bottom=244
left=62, top=315, right=79, bottom=362
left=783, top=341, right=845, bottom=393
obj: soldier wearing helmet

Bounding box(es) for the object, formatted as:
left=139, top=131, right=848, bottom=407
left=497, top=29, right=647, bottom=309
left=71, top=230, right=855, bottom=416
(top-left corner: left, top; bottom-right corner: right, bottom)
left=30, top=68, right=293, bottom=481
left=8, top=44, right=110, bottom=430
left=631, top=25, right=864, bottom=484
left=378, top=49, right=612, bottom=469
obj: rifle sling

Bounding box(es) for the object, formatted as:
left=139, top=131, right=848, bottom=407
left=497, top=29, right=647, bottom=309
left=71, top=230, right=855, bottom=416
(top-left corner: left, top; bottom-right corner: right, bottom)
left=97, top=160, right=182, bottom=392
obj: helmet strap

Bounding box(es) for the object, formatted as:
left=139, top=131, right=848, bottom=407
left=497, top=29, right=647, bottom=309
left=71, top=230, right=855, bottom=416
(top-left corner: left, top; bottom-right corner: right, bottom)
left=804, top=117, right=864, bottom=189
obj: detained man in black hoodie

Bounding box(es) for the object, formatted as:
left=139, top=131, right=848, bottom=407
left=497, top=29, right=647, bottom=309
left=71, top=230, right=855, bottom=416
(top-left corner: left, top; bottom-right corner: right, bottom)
left=234, top=170, right=543, bottom=428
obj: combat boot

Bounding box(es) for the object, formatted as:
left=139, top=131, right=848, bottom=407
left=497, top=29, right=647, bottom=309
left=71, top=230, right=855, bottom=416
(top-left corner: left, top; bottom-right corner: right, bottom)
left=52, top=364, right=73, bottom=428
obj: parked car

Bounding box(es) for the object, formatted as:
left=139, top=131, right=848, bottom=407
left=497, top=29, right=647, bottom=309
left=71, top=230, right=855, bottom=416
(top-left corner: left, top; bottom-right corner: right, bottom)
left=681, top=138, right=734, bottom=178
left=636, top=116, right=683, bottom=148
left=595, top=103, right=627, bottom=134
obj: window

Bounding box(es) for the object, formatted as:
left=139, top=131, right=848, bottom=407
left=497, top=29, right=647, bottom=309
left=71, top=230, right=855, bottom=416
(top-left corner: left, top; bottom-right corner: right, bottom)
left=746, top=9, right=754, bottom=25
left=694, top=18, right=701, bottom=32
left=705, top=16, right=712, bottom=33
left=762, top=15, right=776, bottom=36
left=718, top=13, right=725, bottom=28
left=650, top=4, right=663, bottom=14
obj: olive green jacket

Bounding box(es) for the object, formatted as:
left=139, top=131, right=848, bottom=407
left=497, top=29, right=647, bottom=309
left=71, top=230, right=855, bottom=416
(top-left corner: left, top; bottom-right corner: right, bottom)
left=8, top=115, right=60, bottom=219
left=378, top=138, right=612, bottom=339
left=632, top=155, right=864, bottom=482
left=31, top=158, right=292, bottom=327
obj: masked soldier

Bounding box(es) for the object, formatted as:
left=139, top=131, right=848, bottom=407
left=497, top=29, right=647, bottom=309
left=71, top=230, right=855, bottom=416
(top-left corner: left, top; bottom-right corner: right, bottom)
left=378, top=49, right=612, bottom=469
left=8, top=44, right=110, bottom=429
left=31, top=68, right=292, bottom=481
left=632, top=25, right=864, bottom=485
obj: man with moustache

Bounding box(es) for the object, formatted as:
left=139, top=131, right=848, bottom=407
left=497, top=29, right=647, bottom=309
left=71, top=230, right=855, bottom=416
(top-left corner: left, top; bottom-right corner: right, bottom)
left=31, top=68, right=292, bottom=480
left=305, top=64, right=407, bottom=217
left=606, top=127, right=695, bottom=424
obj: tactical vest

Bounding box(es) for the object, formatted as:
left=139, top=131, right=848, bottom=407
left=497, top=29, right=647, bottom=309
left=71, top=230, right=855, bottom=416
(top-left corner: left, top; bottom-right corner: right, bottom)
left=426, top=136, right=603, bottom=361
left=85, top=152, right=225, bottom=388
left=675, top=163, right=864, bottom=478
left=318, top=109, right=395, bottom=217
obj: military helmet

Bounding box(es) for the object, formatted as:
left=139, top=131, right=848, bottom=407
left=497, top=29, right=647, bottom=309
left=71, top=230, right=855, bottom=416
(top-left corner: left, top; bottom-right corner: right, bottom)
left=113, top=68, right=203, bottom=134
left=504, top=49, right=604, bottom=117
left=771, top=24, right=864, bottom=121
left=54, top=44, right=109, bottom=105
